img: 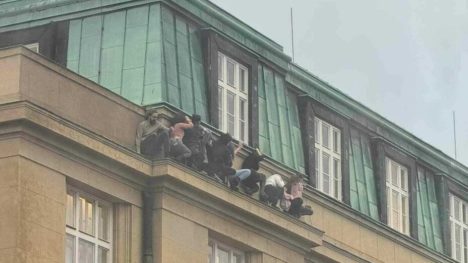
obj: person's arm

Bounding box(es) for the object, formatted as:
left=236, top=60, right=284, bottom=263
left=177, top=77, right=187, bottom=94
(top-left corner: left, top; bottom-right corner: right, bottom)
left=234, top=142, right=243, bottom=155
left=283, top=188, right=293, bottom=200
left=175, top=120, right=193, bottom=130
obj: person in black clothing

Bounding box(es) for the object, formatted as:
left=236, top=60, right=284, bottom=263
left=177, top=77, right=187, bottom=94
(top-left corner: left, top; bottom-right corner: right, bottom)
left=183, top=114, right=212, bottom=170
left=229, top=149, right=266, bottom=195
left=206, top=133, right=241, bottom=183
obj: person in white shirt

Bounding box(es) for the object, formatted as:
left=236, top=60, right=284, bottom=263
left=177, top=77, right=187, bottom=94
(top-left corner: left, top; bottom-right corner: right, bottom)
left=260, top=174, right=292, bottom=208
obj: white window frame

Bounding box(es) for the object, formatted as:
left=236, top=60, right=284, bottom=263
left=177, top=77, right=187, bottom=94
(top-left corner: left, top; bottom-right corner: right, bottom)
left=385, top=157, right=410, bottom=235
left=66, top=187, right=113, bottom=263
left=217, top=52, right=249, bottom=143
left=208, top=239, right=245, bottom=263
left=24, top=42, right=39, bottom=53
left=450, top=193, right=468, bottom=263
left=314, top=117, right=341, bottom=200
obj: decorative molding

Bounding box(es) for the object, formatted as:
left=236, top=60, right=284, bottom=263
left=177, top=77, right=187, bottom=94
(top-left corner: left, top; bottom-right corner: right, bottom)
left=302, top=186, right=455, bottom=263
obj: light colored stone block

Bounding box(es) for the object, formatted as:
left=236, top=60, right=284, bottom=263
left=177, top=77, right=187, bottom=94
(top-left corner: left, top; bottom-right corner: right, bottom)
left=322, top=209, right=342, bottom=240
left=377, top=235, right=395, bottom=263
left=0, top=186, right=19, bottom=250
left=394, top=244, right=412, bottom=263
left=0, top=157, right=19, bottom=189
left=341, top=218, right=360, bottom=250
left=360, top=226, right=378, bottom=259
left=18, top=158, right=66, bottom=204
left=0, top=248, right=18, bottom=263
left=0, top=55, right=21, bottom=102
left=20, top=188, right=65, bottom=233
left=18, top=220, right=64, bottom=263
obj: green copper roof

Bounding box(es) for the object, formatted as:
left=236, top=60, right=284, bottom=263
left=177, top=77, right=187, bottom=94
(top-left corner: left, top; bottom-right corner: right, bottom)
left=1, top=0, right=466, bottom=185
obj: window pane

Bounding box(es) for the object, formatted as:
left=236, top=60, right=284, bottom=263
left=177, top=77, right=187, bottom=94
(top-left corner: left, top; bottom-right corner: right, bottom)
left=228, top=116, right=235, bottom=135
left=239, top=68, right=246, bottom=92
left=455, top=224, right=461, bottom=260
left=67, top=192, right=75, bottom=227
left=218, top=54, right=223, bottom=81
left=333, top=130, right=339, bottom=153
left=239, top=99, right=246, bottom=121
left=392, top=190, right=399, bottom=229
left=322, top=153, right=330, bottom=194
left=227, top=91, right=235, bottom=135
left=333, top=158, right=340, bottom=198
left=227, top=60, right=235, bottom=86
left=98, top=247, right=108, bottom=263
left=79, top=196, right=94, bottom=235
left=321, top=124, right=329, bottom=148
left=218, top=87, right=223, bottom=129
left=217, top=247, right=229, bottom=263
left=98, top=204, right=109, bottom=241
left=391, top=161, right=398, bottom=187
left=233, top=253, right=243, bottom=263
left=239, top=99, right=246, bottom=141
left=315, top=149, right=319, bottom=178
left=386, top=187, right=391, bottom=219
left=402, top=196, right=408, bottom=233
left=78, top=239, right=94, bottom=263
left=455, top=198, right=461, bottom=220
left=400, top=168, right=407, bottom=191
left=227, top=92, right=235, bottom=115
left=464, top=229, right=467, bottom=262
left=239, top=121, right=245, bottom=142
left=66, top=235, right=75, bottom=263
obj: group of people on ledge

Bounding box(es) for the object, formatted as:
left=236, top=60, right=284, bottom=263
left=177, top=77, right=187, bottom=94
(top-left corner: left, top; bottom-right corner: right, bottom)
left=136, top=110, right=313, bottom=218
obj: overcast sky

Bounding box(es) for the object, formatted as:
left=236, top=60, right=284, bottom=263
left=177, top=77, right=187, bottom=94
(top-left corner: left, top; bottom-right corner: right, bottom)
left=211, top=0, right=468, bottom=167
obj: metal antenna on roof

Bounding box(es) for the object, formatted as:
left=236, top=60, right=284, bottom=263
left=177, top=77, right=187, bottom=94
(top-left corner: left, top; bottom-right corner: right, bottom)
left=453, top=111, right=458, bottom=160
left=290, top=7, right=295, bottom=62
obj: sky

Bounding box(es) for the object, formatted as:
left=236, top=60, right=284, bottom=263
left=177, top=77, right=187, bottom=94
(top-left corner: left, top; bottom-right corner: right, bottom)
left=211, top=0, right=468, bottom=167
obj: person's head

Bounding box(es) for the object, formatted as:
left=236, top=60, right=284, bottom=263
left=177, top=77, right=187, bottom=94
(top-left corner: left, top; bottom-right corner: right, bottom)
left=218, top=133, right=233, bottom=145
left=170, top=112, right=187, bottom=126
left=288, top=173, right=303, bottom=184
left=146, top=110, right=161, bottom=125
left=191, top=114, right=201, bottom=125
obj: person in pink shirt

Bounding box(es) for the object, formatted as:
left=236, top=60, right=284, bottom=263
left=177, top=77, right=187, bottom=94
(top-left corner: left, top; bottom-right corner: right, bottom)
left=281, top=174, right=313, bottom=218
left=169, top=113, right=193, bottom=162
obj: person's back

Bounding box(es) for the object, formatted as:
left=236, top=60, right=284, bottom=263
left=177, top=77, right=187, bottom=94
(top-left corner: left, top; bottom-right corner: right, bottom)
left=241, top=149, right=264, bottom=171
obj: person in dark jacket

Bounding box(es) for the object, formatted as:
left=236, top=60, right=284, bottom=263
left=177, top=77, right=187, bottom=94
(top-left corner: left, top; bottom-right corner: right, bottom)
left=206, top=133, right=241, bottom=183
left=183, top=114, right=212, bottom=170
left=229, top=149, right=266, bottom=195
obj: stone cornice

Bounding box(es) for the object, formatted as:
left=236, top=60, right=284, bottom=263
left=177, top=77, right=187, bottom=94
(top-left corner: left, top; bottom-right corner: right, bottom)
left=149, top=160, right=324, bottom=255
left=302, top=186, right=457, bottom=263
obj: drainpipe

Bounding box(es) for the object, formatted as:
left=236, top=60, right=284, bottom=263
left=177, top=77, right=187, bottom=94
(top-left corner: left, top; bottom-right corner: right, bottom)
left=143, top=186, right=155, bottom=263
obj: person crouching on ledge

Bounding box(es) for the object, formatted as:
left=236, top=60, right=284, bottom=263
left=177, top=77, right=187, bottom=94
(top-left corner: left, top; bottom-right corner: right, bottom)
left=280, top=174, right=313, bottom=218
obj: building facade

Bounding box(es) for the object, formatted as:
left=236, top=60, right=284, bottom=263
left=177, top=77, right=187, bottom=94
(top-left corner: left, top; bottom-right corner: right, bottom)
left=0, top=0, right=466, bottom=262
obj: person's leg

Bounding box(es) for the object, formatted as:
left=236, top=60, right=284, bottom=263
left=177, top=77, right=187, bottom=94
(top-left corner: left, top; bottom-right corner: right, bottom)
left=262, top=184, right=281, bottom=207
left=288, top=198, right=303, bottom=217
left=299, top=205, right=313, bottom=216
left=141, top=133, right=168, bottom=158
left=260, top=185, right=274, bottom=203
left=156, top=130, right=170, bottom=157
left=170, top=139, right=192, bottom=161
left=140, top=134, right=156, bottom=156
left=235, top=169, right=251, bottom=180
